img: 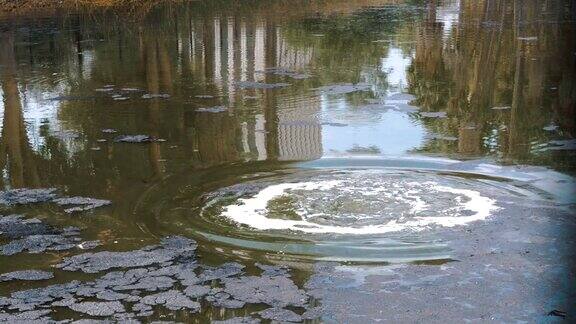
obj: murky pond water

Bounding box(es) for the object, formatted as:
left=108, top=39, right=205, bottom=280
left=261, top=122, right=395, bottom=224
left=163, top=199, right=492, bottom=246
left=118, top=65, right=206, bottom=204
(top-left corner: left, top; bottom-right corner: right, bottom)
left=1, top=0, right=575, bottom=322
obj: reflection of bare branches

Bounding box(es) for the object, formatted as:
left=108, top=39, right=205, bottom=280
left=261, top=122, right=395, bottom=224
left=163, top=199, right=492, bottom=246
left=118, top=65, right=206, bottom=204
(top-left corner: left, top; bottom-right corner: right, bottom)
left=409, top=0, right=575, bottom=162
left=143, top=35, right=165, bottom=179
left=0, top=31, right=40, bottom=188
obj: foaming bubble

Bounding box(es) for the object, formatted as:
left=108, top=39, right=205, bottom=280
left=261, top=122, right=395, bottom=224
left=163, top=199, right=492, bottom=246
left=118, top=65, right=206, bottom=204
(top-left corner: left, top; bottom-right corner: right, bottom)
left=215, top=170, right=499, bottom=234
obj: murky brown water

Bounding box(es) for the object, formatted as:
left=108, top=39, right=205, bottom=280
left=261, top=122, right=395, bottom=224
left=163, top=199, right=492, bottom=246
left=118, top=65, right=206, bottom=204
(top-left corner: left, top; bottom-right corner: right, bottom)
left=0, top=0, right=575, bottom=322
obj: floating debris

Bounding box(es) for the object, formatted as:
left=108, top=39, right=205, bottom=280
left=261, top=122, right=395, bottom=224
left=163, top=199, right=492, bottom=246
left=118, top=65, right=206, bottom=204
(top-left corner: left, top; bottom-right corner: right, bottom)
left=101, top=129, right=117, bottom=133
left=543, top=125, right=559, bottom=131
left=69, top=301, right=125, bottom=317
left=258, top=307, right=302, bottom=322
left=221, top=274, right=308, bottom=307
left=141, top=93, right=170, bottom=99
left=385, top=93, right=416, bottom=101
left=77, top=240, right=101, bottom=250
left=120, top=88, right=141, bottom=92
left=114, top=135, right=155, bottom=143
left=50, top=130, right=81, bottom=140
left=196, top=106, right=228, bottom=113
left=52, top=197, right=112, bottom=213
left=0, top=310, right=52, bottom=322
left=314, top=83, right=372, bottom=95
left=0, top=215, right=96, bottom=256
left=379, top=93, right=420, bottom=112
left=393, top=103, right=419, bottom=113
left=537, top=139, right=576, bottom=151
left=420, top=111, right=447, bottom=118
left=346, top=145, right=381, bottom=155
left=491, top=106, right=511, bottom=110
left=0, top=214, right=54, bottom=239
left=112, top=97, right=129, bottom=101
left=547, top=310, right=567, bottom=318
left=256, top=263, right=290, bottom=277
left=236, top=81, right=290, bottom=89
left=0, top=270, right=54, bottom=282
left=321, top=122, right=348, bottom=127
left=517, top=36, right=538, bottom=41
left=0, top=234, right=318, bottom=322
left=0, top=189, right=111, bottom=214
left=47, top=95, right=97, bottom=101
left=95, top=88, right=115, bottom=92
left=213, top=317, right=260, bottom=324
left=257, top=67, right=311, bottom=79
left=56, top=236, right=197, bottom=273
left=141, top=289, right=200, bottom=311
left=355, top=102, right=394, bottom=112
left=195, top=95, right=214, bottom=99
left=426, top=133, right=458, bottom=141
left=0, top=188, right=58, bottom=205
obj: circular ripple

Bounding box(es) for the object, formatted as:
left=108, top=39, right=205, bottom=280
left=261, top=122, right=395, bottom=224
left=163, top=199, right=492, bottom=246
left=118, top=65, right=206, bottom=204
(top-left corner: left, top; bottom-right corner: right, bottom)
left=207, top=170, right=498, bottom=235
left=139, top=158, right=573, bottom=263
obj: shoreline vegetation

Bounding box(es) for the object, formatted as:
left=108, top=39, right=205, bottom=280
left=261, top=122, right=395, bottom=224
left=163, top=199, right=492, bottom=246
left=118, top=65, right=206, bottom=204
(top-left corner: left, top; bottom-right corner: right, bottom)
left=0, top=0, right=392, bottom=19
left=0, top=0, right=182, bottom=17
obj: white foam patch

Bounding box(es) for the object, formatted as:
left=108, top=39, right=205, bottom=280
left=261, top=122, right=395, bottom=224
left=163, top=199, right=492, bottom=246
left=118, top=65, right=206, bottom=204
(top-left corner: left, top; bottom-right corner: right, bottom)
left=220, top=178, right=499, bottom=234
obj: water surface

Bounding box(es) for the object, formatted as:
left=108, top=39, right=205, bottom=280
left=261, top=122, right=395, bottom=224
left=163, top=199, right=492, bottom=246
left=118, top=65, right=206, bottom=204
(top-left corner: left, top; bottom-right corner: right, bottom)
left=0, top=0, right=575, bottom=321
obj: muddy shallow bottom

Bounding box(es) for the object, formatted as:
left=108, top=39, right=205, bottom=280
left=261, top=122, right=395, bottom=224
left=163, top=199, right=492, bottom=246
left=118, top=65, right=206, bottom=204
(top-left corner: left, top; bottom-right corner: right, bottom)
left=0, top=163, right=574, bottom=322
